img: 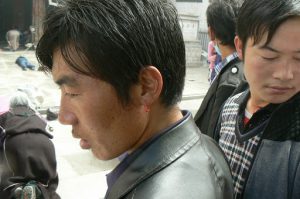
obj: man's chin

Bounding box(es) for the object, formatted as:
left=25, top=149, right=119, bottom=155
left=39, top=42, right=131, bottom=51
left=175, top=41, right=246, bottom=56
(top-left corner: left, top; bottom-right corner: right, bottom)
left=91, top=150, right=117, bottom=161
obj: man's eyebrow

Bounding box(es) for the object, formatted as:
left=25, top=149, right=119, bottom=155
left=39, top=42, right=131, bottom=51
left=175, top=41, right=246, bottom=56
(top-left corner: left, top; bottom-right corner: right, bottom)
left=259, top=45, right=279, bottom=53
left=55, top=76, right=78, bottom=87
left=259, top=45, right=300, bottom=54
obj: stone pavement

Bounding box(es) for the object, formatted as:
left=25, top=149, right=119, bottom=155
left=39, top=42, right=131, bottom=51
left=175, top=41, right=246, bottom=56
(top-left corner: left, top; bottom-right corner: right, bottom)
left=0, top=49, right=209, bottom=199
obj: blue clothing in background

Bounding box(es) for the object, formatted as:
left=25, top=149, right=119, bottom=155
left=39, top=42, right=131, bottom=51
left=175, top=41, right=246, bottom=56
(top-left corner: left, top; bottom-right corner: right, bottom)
left=15, top=56, right=35, bottom=71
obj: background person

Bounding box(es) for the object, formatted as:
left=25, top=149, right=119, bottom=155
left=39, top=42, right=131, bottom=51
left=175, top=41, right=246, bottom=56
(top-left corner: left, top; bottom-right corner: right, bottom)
left=194, top=0, right=246, bottom=139
left=216, top=0, right=300, bottom=198
left=207, top=40, right=222, bottom=84
left=0, top=91, right=60, bottom=199
left=6, top=29, right=21, bottom=51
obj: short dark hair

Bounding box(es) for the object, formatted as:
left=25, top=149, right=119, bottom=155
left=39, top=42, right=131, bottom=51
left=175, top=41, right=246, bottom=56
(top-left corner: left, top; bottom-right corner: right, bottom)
left=36, top=0, right=185, bottom=106
left=237, top=0, right=300, bottom=48
left=206, top=0, right=240, bottom=47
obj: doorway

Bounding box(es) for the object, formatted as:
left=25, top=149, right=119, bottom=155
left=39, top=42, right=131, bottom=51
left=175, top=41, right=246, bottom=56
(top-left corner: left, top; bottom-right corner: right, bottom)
left=0, top=0, right=32, bottom=46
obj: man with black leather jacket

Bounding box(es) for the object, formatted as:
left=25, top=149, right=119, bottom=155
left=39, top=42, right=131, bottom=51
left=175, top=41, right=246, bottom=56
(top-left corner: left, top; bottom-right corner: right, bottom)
left=194, top=0, right=246, bottom=138
left=35, top=0, right=234, bottom=198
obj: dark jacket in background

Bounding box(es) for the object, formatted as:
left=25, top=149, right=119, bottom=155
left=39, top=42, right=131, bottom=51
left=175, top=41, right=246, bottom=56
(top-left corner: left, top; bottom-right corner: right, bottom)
left=0, top=106, right=60, bottom=199
left=194, top=57, right=246, bottom=138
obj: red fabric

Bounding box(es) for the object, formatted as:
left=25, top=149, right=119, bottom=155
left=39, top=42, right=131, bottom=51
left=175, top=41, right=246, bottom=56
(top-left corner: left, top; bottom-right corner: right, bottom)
left=244, top=116, right=250, bottom=126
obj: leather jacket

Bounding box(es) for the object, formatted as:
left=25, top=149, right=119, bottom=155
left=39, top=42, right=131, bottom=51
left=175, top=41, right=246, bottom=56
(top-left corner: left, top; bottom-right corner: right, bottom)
left=195, top=57, right=246, bottom=138
left=106, top=112, right=233, bottom=199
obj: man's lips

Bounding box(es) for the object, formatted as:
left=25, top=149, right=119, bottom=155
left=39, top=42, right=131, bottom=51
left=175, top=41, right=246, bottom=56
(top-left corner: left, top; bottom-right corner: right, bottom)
left=267, top=86, right=293, bottom=94
left=72, top=130, right=91, bottom=149
left=80, top=139, right=91, bottom=149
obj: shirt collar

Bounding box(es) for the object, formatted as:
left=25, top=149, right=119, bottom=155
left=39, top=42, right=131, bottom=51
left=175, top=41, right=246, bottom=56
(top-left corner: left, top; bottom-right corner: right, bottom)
left=214, top=52, right=239, bottom=76
left=235, top=90, right=278, bottom=142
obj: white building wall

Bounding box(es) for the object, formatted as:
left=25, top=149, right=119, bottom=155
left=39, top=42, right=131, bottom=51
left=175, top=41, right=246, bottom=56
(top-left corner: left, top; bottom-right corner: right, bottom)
left=175, top=0, right=209, bottom=31
left=173, top=1, right=210, bottom=66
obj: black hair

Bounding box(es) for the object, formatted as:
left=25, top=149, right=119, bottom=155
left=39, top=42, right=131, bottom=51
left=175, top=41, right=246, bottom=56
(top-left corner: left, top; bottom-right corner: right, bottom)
left=36, top=0, right=185, bottom=107
left=206, top=0, right=240, bottom=48
left=237, top=0, right=300, bottom=49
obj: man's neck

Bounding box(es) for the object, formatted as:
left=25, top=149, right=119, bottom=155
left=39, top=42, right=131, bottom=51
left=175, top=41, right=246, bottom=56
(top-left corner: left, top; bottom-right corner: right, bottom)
left=128, top=105, right=183, bottom=153
left=219, top=44, right=235, bottom=60
left=246, top=96, right=269, bottom=114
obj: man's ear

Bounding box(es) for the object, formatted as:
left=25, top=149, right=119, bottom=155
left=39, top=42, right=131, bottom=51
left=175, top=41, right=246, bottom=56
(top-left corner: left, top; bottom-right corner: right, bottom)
left=234, top=36, right=244, bottom=60
left=139, top=66, right=163, bottom=106
left=208, top=26, right=216, bottom=41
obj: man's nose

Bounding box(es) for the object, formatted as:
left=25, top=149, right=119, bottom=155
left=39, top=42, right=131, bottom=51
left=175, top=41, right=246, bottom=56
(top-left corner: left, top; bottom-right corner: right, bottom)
left=58, top=100, right=75, bottom=125
left=273, top=61, right=294, bottom=81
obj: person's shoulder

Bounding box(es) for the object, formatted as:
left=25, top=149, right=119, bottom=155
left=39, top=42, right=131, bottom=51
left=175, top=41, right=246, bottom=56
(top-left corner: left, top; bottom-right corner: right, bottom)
left=197, top=132, right=229, bottom=165
left=224, top=90, right=247, bottom=106
left=118, top=114, right=233, bottom=198
left=129, top=136, right=233, bottom=198
left=121, top=124, right=233, bottom=198
left=218, top=59, right=245, bottom=88
left=4, top=132, right=55, bottom=162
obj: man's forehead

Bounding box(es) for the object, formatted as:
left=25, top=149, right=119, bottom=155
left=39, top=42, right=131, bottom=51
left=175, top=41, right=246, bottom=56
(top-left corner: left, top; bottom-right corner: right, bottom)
left=248, top=31, right=268, bottom=45
left=52, top=49, right=65, bottom=69
left=52, top=47, right=91, bottom=75
left=52, top=51, right=78, bottom=83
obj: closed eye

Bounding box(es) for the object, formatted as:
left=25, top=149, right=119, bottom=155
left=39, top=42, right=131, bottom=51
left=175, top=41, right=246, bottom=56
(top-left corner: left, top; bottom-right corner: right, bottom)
left=64, top=93, right=80, bottom=98
left=262, top=56, right=278, bottom=61
left=57, top=86, right=80, bottom=98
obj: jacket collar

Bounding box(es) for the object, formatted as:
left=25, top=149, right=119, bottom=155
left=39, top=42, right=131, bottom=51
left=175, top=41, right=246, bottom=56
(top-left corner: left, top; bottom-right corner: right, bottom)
left=106, top=111, right=200, bottom=199
left=262, top=92, right=300, bottom=140
left=234, top=91, right=300, bottom=141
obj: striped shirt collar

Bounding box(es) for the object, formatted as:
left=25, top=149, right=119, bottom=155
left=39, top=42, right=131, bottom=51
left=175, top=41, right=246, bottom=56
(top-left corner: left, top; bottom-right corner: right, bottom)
left=213, top=52, right=239, bottom=81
